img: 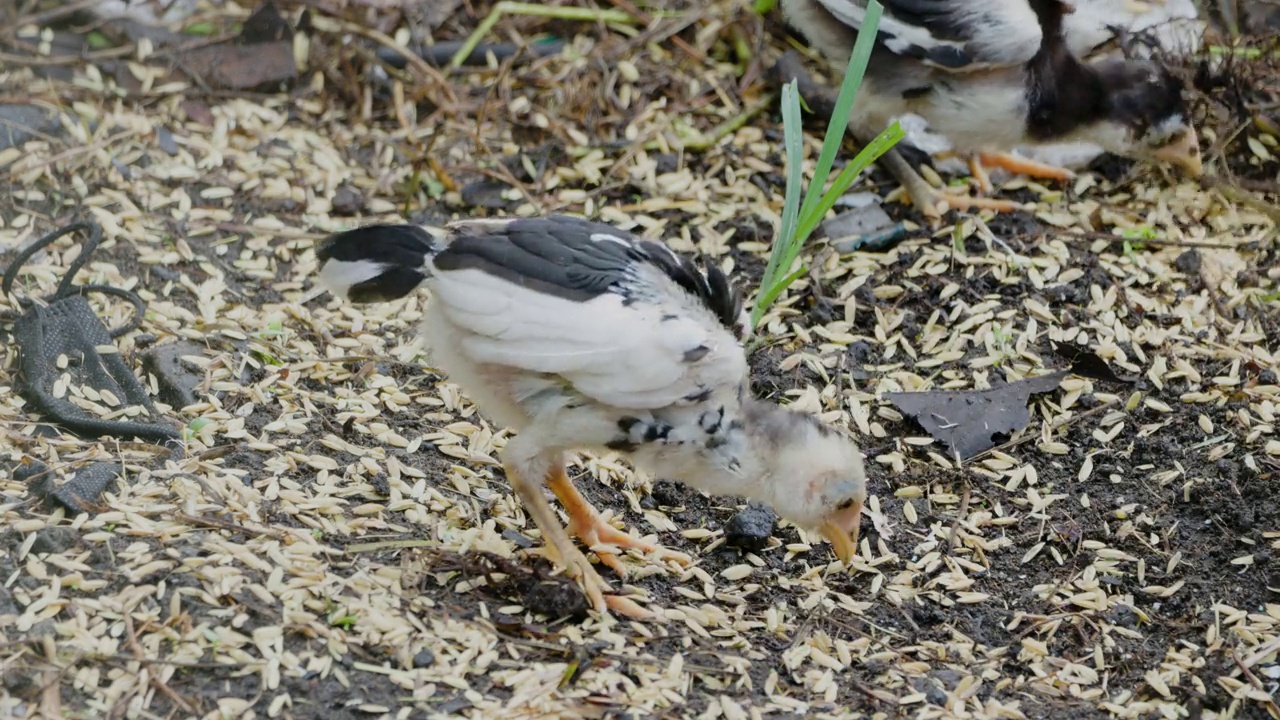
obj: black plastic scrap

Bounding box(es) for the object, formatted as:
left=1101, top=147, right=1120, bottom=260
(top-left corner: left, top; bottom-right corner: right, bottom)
left=884, top=346, right=1132, bottom=461
left=2, top=221, right=181, bottom=510
left=2, top=221, right=179, bottom=446
left=14, top=457, right=124, bottom=513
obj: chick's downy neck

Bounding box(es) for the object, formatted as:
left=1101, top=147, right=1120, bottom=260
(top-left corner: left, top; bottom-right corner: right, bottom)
left=644, top=396, right=852, bottom=531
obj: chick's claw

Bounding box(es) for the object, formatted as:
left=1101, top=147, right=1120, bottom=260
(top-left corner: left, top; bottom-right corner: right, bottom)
left=556, top=546, right=656, bottom=620
left=548, top=467, right=692, bottom=577
left=570, top=512, right=693, bottom=576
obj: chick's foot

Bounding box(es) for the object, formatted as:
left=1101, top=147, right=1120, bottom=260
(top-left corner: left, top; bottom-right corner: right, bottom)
left=976, top=151, right=1076, bottom=183
left=548, top=467, right=693, bottom=578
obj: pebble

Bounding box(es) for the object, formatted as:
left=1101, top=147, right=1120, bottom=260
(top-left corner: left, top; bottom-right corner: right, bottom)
left=724, top=503, right=776, bottom=552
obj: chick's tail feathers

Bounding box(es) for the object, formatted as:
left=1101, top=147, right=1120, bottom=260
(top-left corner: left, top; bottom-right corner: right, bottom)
left=315, top=224, right=442, bottom=303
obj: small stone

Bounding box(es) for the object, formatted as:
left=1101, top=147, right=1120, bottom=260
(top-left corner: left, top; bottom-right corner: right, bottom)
left=523, top=579, right=588, bottom=618
left=30, top=526, right=78, bottom=554
left=724, top=503, right=777, bottom=551
left=412, top=648, right=436, bottom=668
left=1174, top=249, right=1201, bottom=276
left=155, top=127, right=179, bottom=156
left=331, top=184, right=365, bottom=216
left=460, top=179, right=516, bottom=209
left=141, top=341, right=208, bottom=409
left=0, top=104, right=61, bottom=152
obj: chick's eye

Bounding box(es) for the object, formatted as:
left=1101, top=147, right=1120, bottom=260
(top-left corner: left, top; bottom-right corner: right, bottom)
left=837, top=498, right=856, bottom=510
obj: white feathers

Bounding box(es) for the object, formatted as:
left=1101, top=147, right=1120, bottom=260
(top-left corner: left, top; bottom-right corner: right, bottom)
left=317, top=258, right=391, bottom=300
left=426, top=265, right=746, bottom=410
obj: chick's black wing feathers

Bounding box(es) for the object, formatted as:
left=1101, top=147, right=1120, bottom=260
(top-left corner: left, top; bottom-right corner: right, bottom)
left=435, top=215, right=742, bottom=331
left=808, top=0, right=1044, bottom=70
left=641, top=245, right=742, bottom=331
left=435, top=216, right=641, bottom=301
left=315, top=224, right=439, bottom=303
left=317, top=223, right=437, bottom=266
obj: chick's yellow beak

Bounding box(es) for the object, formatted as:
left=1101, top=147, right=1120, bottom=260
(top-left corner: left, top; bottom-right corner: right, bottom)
left=1154, top=125, right=1203, bottom=178
left=819, top=500, right=863, bottom=565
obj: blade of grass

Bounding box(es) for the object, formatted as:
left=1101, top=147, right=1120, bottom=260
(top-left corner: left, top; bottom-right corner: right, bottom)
left=794, top=120, right=905, bottom=241
left=795, top=0, right=885, bottom=234
left=752, top=266, right=809, bottom=321
left=752, top=80, right=807, bottom=328
left=750, top=0, right=900, bottom=330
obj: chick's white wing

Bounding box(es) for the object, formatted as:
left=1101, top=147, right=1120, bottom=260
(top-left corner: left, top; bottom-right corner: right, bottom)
left=812, top=0, right=1044, bottom=71
left=429, top=266, right=746, bottom=410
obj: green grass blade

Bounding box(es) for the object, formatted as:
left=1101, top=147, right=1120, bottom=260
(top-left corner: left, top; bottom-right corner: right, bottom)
left=795, top=120, right=905, bottom=241
left=795, top=0, right=886, bottom=234
left=753, top=266, right=809, bottom=322
left=752, top=80, right=806, bottom=328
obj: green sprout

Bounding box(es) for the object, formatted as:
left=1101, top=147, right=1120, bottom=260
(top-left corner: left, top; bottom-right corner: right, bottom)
left=183, top=22, right=218, bottom=37
left=330, top=613, right=358, bottom=630
left=182, top=416, right=212, bottom=441
left=255, top=318, right=286, bottom=338
left=751, top=0, right=904, bottom=329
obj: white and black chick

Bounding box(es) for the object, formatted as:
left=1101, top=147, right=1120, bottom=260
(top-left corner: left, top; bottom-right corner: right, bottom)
left=314, top=215, right=867, bottom=619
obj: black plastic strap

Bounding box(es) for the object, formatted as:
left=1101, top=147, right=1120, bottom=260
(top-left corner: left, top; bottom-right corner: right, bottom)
left=1, top=221, right=143, bottom=337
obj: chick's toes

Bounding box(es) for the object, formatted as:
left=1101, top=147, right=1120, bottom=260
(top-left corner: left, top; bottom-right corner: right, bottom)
left=548, top=468, right=693, bottom=577
left=977, top=151, right=1076, bottom=183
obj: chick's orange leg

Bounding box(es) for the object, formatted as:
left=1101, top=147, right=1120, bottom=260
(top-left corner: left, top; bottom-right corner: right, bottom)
left=976, top=152, right=1076, bottom=183
left=504, top=461, right=626, bottom=618
left=882, top=148, right=1025, bottom=221
left=547, top=466, right=693, bottom=577
left=967, top=156, right=995, bottom=195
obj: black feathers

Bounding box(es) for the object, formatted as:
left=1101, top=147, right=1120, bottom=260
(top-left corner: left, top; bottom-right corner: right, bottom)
left=435, top=215, right=744, bottom=333
left=347, top=267, right=427, bottom=304
left=317, top=223, right=437, bottom=267
left=316, top=224, right=439, bottom=303
left=1096, top=60, right=1189, bottom=136
left=319, top=215, right=743, bottom=333
left=638, top=239, right=742, bottom=332
left=434, top=216, right=634, bottom=302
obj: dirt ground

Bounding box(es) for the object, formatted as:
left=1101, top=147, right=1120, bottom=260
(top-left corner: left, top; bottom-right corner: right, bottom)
left=1, top=1, right=1279, bottom=719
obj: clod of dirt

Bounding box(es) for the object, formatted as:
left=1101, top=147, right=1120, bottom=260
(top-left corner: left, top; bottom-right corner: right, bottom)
left=523, top=579, right=589, bottom=618
left=412, top=648, right=436, bottom=668
left=331, top=184, right=366, bottom=216
left=650, top=479, right=691, bottom=507
left=1175, top=249, right=1202, bottom=275
left=846, top=340, right=874, bottom=380
left=724, top=503, right=777, bottom=551
left=30, top=527, right=78, bottom=555
left=141, top=341, right=208, bottom=410
left=2, top=668, right=37, bottom=698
